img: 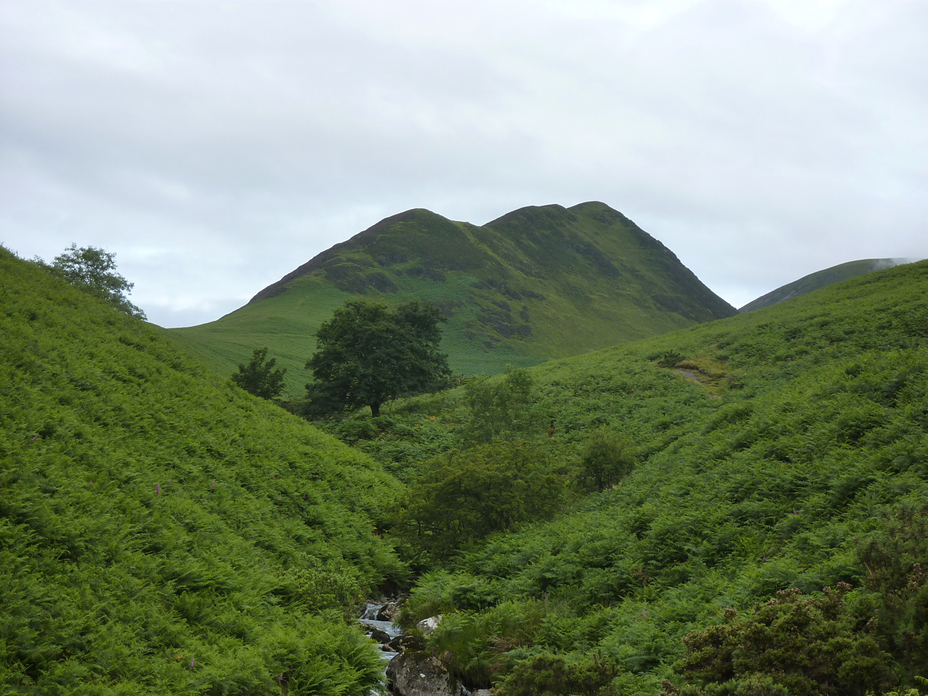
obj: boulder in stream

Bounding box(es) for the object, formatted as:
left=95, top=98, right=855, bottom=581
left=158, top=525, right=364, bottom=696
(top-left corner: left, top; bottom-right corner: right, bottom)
left=368, top=626, right=393, bottom=644
left=385, top=651, right=462, bottom=696
left=377, top=600, right=402, bottom=621
left=388, top=634, right=425, bottom=653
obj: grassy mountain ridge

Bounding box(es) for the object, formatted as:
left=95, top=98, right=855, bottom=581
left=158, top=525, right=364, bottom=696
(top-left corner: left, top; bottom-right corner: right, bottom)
left=169, top=202, right=736, bottom=393
left=328, top=259, right=928, bottom=693
left=739, top=257, right=907, bottom=312
left=0, top=247, right=405, bottom=694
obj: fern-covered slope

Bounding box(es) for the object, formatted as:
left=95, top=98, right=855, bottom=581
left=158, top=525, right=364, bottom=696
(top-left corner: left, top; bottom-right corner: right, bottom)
left=369, top=260, right=928, bottom=693
left=169, top=202, right=735, bottom=391
left=0, top=247, right=405, bottom=695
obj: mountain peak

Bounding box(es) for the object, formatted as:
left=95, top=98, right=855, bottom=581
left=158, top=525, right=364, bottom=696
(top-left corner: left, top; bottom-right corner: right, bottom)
left=174, top=202, right=736, bottom=384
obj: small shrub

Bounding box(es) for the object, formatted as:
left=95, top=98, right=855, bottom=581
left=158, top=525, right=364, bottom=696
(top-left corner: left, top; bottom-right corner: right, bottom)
left=463, top=367, right=537, bottom=444
left=579, top=430, right=634, bottom=492
left=656, top=351, right=686, bottom=368
left=494, top=652, right=619, bottom=696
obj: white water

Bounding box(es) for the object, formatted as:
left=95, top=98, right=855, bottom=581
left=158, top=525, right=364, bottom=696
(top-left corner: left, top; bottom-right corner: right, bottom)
left=360, top=603, right=381, bottom=621
left=361, top=603, right=402, bottom=694
left=359, top=603, right=403, bottom=639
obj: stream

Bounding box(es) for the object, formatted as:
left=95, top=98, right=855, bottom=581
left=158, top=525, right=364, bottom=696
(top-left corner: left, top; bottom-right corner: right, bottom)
left=359, top=601, right=403, bottom=655
left=360, top=600, right=404, bottom=694
left=359, top=600, right=481, bottom=696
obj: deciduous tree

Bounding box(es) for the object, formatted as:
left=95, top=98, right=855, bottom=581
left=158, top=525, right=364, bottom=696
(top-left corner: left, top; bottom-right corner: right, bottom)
left=36, top=244, right=146, bottom=319
left=306, top=299, right=450, bottom=417
left=231, top=346, right=287, bottom=400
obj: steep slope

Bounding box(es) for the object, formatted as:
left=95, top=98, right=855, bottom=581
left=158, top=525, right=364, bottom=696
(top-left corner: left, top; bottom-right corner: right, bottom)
left=739, top=257, right=907, bottom=312
left=0, top=247, right=404, bottom=694
left=342, top=260, right=928, bottom=693
left=169, top=202, right=736, bottom=393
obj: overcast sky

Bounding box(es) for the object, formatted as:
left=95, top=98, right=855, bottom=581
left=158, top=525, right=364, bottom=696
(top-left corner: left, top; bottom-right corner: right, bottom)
left=2, top=0, right=925, bottom=327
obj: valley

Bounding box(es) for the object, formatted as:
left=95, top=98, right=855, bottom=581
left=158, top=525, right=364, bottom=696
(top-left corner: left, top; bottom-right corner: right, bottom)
left=2, top=230, right=926, bottom=694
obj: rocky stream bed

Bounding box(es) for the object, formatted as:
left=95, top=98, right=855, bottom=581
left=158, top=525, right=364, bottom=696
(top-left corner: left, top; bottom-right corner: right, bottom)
left=359, top=600, right=491, bottom=696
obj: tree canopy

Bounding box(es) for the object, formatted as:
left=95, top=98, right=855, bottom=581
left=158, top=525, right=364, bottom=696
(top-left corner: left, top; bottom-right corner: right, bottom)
left=36, top=244, right=146, bottom=319
left=396, top=440, right=568, bottom=562
left=463, top=367, right=537, bottom=444
left=231, top=346, right=287, bottom=400
left=306, top=299, right=451, bottom=417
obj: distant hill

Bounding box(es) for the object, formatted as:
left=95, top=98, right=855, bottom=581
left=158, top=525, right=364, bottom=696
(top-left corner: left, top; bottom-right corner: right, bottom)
left=169, top=202, right=736, bottom=392
left=739, top=258, right=908, bottom=312
left=0, top=247, right=403, bottom=693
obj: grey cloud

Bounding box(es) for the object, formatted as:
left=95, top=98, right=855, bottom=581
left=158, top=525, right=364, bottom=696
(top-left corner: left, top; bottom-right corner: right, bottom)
left=1, top=0, right=925, bottom=325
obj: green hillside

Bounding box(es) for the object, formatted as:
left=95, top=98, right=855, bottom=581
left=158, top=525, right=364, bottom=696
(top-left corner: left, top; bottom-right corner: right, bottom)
left=739, top=258, right=906, bottom=313
left=9, top=236, right=926, bottom=694
left=322, top=260, right=928, bottom=694
left=168, top=202, right=736, bottom=394
left=0, top=247, right=406, bottom=694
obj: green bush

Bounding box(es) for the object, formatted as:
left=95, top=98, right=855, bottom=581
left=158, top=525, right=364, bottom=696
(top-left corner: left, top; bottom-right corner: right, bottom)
left=579, top=429, right=635, bottom=492
left=494, top=652, right=619, bottom=696
left=857, top=507, right=928, bottom=683
left=668, top=584, right=895, bottom=695
left=463, top=367, right=538, bottom=444
left=426, top=600, right=547, bottom=688
left=395, top=440, right=568, bottom=562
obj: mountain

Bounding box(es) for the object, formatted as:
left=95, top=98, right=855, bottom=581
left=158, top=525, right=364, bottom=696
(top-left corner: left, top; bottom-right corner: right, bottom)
left=0, top=246, right=404, bottom=694
left=739, top=258, right=907, bottom=312
left=169, top=202, right=736, bottom=393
